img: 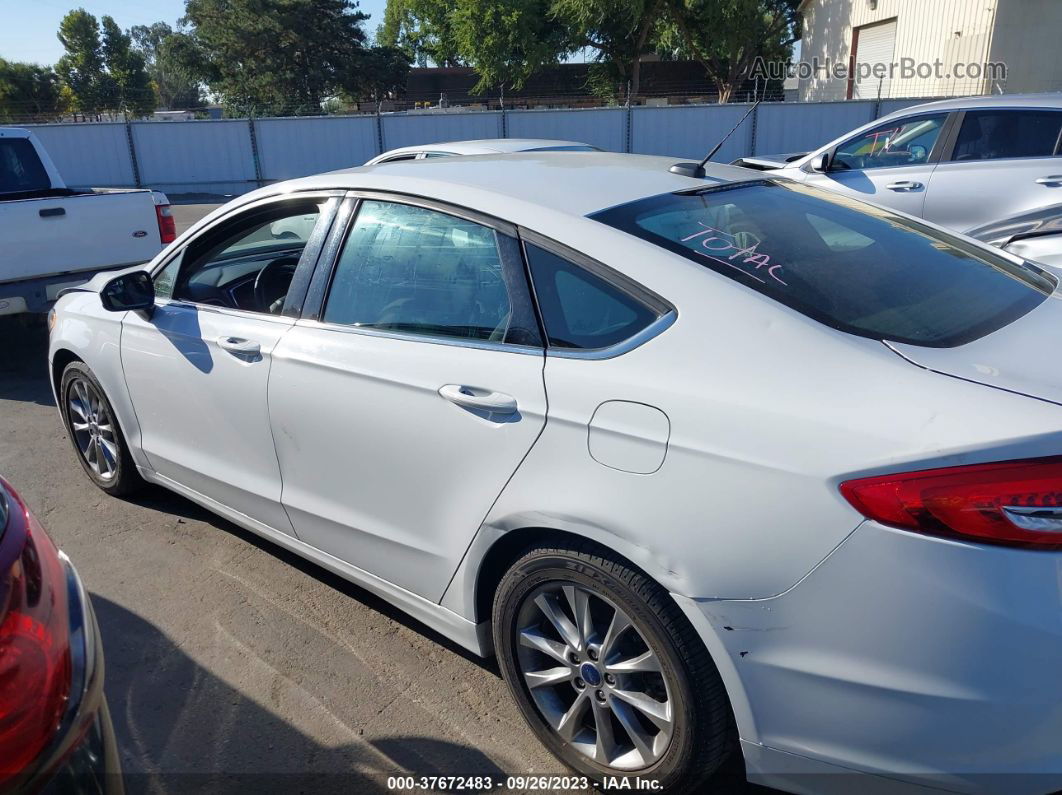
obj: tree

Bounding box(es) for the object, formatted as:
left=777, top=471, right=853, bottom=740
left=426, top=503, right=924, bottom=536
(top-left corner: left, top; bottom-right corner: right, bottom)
left=101, top=16, right=155, bottom=117
left=55, top=9, right=108, bottom=117
left=662, top=0, right=801, bottom=102
left=131, top=22, right=204, bottom=109
left=55, top=9, right=156, bottom=118
left=0, top=60, right=66, bottom=122
left=551, top=0, right=668, bottom=101
left=339, top=46, right=411, bottom=108
left=377, top=0, right=464, bottom=68
left=183, top=0, right=370, bottom=115
left=451, top=0, right=573, bottom=94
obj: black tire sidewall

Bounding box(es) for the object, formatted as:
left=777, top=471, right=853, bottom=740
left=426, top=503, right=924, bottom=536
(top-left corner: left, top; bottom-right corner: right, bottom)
left=493, top=549, right=707, bottom=792
left=60, top=362, right=138, bottom=496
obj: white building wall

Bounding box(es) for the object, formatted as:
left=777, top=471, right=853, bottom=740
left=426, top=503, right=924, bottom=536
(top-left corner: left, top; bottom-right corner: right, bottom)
left=988, top=0, right=1062, bottom=94
left=799, top=0, right=999, bottom=101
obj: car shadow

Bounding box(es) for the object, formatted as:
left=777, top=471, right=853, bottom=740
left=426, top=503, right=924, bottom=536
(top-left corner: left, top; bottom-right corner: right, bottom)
left=0, top=317, right=56, bottom=407
left=93, top=596, right=508, bottom=794
left=124, top=484, right=496, bottom=673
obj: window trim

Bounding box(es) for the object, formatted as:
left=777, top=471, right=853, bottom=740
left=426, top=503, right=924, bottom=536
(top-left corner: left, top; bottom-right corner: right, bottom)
left=941, top=107, right=1062, bottom=164
left=518, top=227, right=677, bottom=359
left=148, top=190, right=342, bottom=319
left=300, top=190, right=543, bottom=355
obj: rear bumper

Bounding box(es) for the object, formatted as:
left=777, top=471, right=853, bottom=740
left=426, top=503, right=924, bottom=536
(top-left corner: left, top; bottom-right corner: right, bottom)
left=680, top=521, right=1062, bottom=794
left=28, top=553, right=123, bottom=794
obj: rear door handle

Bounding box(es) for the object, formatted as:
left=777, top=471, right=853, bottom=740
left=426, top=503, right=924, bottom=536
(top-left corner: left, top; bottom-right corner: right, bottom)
left=439, top=384, right=518, bottom=414
left=39, top=207, right=66, bottom=218
left=1035, top=175, right=1062, bottom=185
left=216, top=336, right=261, bottom=356
left=885, top=180, right=923, bottom=191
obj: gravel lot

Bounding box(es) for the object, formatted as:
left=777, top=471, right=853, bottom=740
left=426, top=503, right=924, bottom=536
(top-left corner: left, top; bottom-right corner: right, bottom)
left=0, top=202, right=760, bottom=794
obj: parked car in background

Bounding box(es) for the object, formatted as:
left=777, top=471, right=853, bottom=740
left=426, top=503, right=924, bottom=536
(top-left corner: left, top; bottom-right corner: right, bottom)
left=736, top=94, right=1062, bottom=233
left=0, top=477, right=121, bottom=793
left=0, top=127, right=174, bottom=316
left=365, top=138, right=600, bottom=164
left=49, top=153, right=1062, bottom=793
left=968, top=202, right=1062, bottom=269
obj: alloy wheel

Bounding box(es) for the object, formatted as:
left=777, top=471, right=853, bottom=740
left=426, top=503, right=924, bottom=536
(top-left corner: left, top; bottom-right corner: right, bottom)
left=514, top=582, right=674, bottom=771
left=67, top=377, right=119, bottom=481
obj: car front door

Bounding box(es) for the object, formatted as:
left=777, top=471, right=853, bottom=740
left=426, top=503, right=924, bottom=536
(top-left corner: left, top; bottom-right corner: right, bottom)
left=120, top=194, right=338, bottom=535
left=803, top=112, right=950, bottom=217
left=267, top=195, right=547, bottom=600
left=922, top=108, right=1062, bottom=232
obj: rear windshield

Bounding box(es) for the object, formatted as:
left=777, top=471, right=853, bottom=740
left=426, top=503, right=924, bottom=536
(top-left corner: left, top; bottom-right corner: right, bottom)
left=590, top=180, right=1055, bottom=347
left=0, top=138, right=50, bottom=195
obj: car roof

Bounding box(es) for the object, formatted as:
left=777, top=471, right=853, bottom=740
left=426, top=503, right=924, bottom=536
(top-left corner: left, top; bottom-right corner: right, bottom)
left=378, top=138, right=594, bottom=156
left=882, top=92, right=1062, bottom=117
left=285, top=152, right=755, bottom=218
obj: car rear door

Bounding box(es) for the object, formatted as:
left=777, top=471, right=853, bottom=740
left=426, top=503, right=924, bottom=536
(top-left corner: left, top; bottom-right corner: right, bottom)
left=922, top=107, right=1062, bottom=232
left=267, top=194, right=547, bottom=601
left=120, top=193, right=339, bottom=535
left=803, top=112, right=951, bottom=217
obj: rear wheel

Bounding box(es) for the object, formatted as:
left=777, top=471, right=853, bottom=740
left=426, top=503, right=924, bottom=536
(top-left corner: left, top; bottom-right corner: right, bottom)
left=493, top=542, right=734, bottom=793
left=60, top=362, right=142, bottom=496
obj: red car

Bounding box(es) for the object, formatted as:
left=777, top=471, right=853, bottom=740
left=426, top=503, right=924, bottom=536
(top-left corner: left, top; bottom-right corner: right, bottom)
left=0, top=477, right=121, bottom=793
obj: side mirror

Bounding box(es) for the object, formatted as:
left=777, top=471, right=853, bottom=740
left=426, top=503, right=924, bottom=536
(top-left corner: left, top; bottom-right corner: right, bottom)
left=101, top=271, right=155, bottom=313
left=810, top=151, right=831, bottom=173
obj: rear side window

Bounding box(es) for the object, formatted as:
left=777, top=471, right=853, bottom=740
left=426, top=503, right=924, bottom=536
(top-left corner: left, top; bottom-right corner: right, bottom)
left=952, top=110, right=1062, bottom=161
left=525, top=244, right=660, bottom=349
left=0, top=138, right=50, bottom=194
left=323, top=200, right=540, bottom=346
left=590, top=181, right=1055, bottom=348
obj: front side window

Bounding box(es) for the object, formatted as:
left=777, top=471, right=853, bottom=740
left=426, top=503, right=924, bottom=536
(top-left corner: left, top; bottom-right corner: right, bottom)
left=590, top=180, right=1055, bottom=348
left=951, top=110, right=1062, bottom=161
left=165, top=199, right=326, bottom=313
left=0, top=138, right=50, bottom=194
left=323, top=200, right=538, bottom=345
left=525, top=244, right=660, bottom=349
left=832, top=114, right=947, bottom=171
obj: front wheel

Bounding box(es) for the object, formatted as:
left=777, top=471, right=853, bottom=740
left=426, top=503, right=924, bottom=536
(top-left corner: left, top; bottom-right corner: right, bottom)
left=60, top=361, right=142, bottom=497
left=493, top=542, right=735, bottom=793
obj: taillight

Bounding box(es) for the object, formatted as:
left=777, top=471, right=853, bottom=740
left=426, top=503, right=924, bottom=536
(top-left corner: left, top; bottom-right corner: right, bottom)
left=156, top=204, right=176, bottom=244
left=840, top=457, right=1062, bottom=550
left=0, top=482, right=72, bottom=785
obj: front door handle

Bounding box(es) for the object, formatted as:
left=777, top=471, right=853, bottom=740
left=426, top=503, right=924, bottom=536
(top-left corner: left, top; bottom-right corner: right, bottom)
left=886, top=180, right=923, bottom=191
left=216, top=336, right=261, bottom=356
left=1035, top=175, right=1062, bottom=185
left=439, top=384, right=518, bottom=414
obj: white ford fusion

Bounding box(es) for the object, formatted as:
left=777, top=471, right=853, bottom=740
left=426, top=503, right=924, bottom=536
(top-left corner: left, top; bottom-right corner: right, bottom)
left=48, top=152, right=1062, bottom=793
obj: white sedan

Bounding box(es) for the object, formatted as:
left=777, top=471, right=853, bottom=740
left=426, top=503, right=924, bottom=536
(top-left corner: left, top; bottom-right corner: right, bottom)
left=365, top=137, right=599, bottom=164
left=49, top=152, right=1062, bottom=793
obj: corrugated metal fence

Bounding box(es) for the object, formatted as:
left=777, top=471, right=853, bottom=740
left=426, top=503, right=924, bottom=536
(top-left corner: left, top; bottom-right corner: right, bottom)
left=25, top=97, right=933, bottom=196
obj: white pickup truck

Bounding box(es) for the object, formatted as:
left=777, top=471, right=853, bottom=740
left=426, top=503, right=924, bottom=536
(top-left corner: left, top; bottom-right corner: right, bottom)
left=0, top=126, right=174, bottom=315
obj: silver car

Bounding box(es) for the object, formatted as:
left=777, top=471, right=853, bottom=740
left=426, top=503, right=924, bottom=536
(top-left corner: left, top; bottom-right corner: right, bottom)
left=751, top=94, right=1062, bottom=233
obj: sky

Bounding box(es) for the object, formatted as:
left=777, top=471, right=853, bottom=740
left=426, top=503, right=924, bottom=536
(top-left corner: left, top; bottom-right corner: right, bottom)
left=0, top=0, right=389, bottom=67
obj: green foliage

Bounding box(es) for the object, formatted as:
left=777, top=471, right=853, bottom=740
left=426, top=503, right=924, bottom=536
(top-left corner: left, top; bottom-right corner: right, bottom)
left=451, top=0, right=573, bottom=93
left=184, top=0, right=369, bottom=116
left=377, top=0, right=464, bottom=68
left=339, top=46, right=412, bottom=106
left=661, top=0, right=801, bottom=102
left=551, top=0, right=667, bottom=98
left=55, top=9, right=108, bottom=115
left=130, top=22, right=204, bottom=109
left=101, top=16, right=155, bottom=117
left=0, top=60, right=66, bottom=122
left=54, top=8, right=156, bottom=118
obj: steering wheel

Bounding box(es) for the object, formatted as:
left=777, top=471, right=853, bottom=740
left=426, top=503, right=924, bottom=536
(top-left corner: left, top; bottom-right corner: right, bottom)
left=253, top=256, right=300, bottom=313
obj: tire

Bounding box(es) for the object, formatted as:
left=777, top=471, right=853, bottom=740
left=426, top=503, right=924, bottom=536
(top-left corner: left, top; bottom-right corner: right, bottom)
left=60, top=361, right=143, bottom=497
left=493, top=541, right=735, bottom=794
